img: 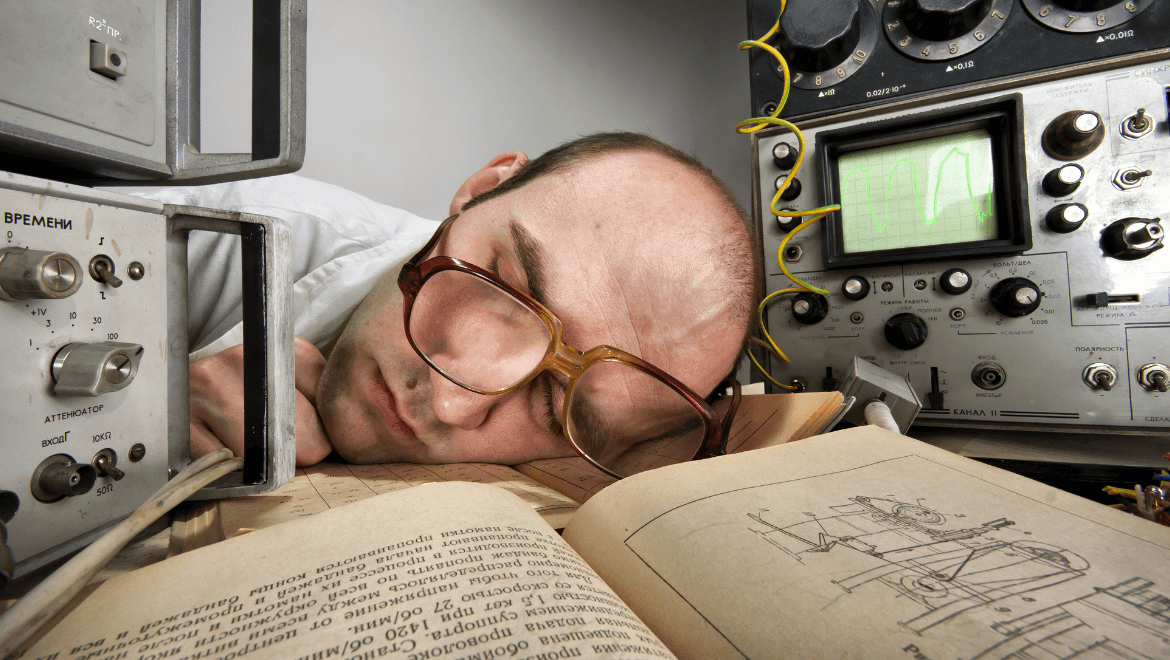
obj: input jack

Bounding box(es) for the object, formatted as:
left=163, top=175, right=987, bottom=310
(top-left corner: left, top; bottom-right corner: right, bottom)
left=30, top=454, right=97, bottom=503
left=972, top=362, right=1007, bottom=391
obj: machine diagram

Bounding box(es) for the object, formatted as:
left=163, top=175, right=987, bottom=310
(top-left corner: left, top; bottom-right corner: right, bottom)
left=748, top=496, right=1170, bottom=658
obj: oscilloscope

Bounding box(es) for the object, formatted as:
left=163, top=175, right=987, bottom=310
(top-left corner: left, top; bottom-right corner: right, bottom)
left=746, top=0, right=1169, bottom=448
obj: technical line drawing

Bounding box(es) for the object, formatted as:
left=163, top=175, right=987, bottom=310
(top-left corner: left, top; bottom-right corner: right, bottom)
left=748, top=495, right=1170, bottom=658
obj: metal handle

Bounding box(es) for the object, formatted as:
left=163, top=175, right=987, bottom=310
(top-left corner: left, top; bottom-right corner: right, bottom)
left=166, top=206, right=295, bottom=497
left=166, top=0, right=307, bottom=184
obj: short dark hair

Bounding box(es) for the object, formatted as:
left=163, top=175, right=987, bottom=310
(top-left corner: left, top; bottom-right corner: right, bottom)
left=465, top=132, right=762, bottom=372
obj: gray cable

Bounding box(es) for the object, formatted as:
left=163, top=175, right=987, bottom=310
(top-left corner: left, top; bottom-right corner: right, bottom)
left=0, top=449, right=242, bottom=656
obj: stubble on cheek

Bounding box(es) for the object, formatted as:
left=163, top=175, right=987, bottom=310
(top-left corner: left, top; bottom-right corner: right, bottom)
left=313, top=340, right=372, bottom=460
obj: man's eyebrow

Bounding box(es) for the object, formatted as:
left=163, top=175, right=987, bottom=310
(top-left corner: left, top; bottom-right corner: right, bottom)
left=509, top=219, right=550, bottom=307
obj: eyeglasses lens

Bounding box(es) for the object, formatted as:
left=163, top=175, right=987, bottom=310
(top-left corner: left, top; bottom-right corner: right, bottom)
left=566, top=361, right=706, bottom=478
left=410, top=269, right=551, bottom=392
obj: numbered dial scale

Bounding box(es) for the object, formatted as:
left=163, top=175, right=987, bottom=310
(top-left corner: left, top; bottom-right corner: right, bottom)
left=748, top=0, right=1170, bottom=119
left=751, top=57, right=1170, bottom=433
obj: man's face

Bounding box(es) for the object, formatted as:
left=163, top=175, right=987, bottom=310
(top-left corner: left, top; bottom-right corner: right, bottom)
left=314, top=150, right=746, bottom=464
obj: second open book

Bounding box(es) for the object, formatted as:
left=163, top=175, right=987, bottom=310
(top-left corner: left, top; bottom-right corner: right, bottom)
left=24, top=424, right=1170, bottom=659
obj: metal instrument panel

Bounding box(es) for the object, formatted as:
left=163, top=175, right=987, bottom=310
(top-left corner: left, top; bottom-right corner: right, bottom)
left=753, top=55, right=1170, bottom=433
left=0, top=180, right=171, bottom=573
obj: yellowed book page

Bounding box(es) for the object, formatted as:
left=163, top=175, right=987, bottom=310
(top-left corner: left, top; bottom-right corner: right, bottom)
left=23, top=483, right=677, bottom=660
left=563, top=426, right=1170, bottom=660
left=513, top=457, right=616, bottom=503
left=515, top=392, right=846, bottom=503
left=217, top=463, right=581, bottom=541
left=722, top=391, right=843, bottom=452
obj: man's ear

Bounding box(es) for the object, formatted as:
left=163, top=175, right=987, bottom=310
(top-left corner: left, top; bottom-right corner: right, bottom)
left=449, top=151, right=528, bottom=216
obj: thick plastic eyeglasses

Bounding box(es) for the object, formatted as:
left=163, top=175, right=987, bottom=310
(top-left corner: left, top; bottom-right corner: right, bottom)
left=397, top=214, right=739, bottom=479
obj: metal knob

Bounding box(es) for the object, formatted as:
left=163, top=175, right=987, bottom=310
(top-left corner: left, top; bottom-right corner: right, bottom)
left=1046, top=203, right=1088, bottom=233
left=0, top=248, right=83, bottom=301
left=791, top=293, right=829, bottom=325
left=1042, top=164, right=1084, bottom=197
left=1101, top=218, right=1164, bottom=261
left=51, top=341, right=145, bottom=397
left=940, top=268, right=972, bottom=295
left=990, top=277, right=1043, bottom=317
left=772, top=142, right=799, bottom=170
left=842, top=276, right=870, bottom=301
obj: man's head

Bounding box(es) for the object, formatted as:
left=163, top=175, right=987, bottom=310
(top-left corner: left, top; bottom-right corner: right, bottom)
left=315, top=132, right=761, bottom=464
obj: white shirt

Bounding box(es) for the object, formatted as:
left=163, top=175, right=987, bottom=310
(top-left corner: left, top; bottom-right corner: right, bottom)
left=134, top=175, right=438, bottom=361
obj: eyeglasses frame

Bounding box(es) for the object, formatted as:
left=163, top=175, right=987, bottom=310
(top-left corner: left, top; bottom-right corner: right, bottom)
left=396, top=214, right=726, bottom=478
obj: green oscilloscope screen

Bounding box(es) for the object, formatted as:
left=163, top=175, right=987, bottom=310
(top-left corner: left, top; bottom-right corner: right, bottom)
left=836, top=129, right=998, bottom=254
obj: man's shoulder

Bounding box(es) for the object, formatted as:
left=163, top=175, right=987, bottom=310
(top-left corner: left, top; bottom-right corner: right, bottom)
left=134, top=174, right=439, bottom=246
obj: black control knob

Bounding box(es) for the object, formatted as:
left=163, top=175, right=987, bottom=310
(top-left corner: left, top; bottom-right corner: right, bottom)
left=1042, top=111, right=1105, bottom=161
left=842, top=276, right=870, bottom=301
left=776, top=177, right=804, bottom=201
left=900, top=0, right=992, bottom=41
left=775, top=210, right=803, bottom=233
left=1046, top=203, right=1089, bottom=233
left=777, top=0, right=863, bottom=72
left=1101, top=217, right=1165, bottom=260
left=884, top=313, right=929, bottom=350
left=791, top=292, right=829, bottom=325
left=939, top=268, right=972, bottom=295
left=772, top=142, right=799, bottom=170
left=990, top=277, right=1043, bottom=317
left=1042, top=164, right=1084, bottom=197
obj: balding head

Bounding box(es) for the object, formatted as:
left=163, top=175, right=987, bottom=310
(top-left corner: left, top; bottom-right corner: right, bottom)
left=315, top=133, right=760, bottom=465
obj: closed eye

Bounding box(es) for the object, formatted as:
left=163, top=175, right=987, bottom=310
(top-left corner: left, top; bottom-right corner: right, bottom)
left=541, top=373, right=567, bottom=440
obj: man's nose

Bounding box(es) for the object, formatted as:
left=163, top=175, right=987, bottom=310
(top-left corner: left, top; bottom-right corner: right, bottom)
left=429, top=372, right=497, bottom=429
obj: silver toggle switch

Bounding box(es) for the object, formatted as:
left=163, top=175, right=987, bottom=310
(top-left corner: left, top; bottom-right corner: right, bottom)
left=1082, top=363, right=1118, bottom=391
left=0, top=247, right=83, bottom=301
left=51, top=341, right=144, bottom=397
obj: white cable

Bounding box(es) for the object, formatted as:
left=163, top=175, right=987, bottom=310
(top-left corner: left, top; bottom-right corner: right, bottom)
left=864, top=400, right=901, bottom=434
left=0, top=449, right=242, bottom=656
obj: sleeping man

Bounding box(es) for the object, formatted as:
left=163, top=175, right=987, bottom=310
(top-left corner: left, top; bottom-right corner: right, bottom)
left=150, top=132, right=761, bottom=469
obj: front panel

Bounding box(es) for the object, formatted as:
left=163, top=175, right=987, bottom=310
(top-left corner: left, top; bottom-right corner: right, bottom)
left=753, top=57, right=1169, bottom=433
left=0, top=182, right=172, bottom=572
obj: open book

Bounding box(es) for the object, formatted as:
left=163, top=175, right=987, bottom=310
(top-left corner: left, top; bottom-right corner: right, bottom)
left=174, top=392, right=843, bottom=548
left=20, top=426, right=1170, bottom=659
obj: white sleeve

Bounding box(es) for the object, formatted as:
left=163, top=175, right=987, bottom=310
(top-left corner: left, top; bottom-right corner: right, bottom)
left=132, top=174, right=438, bottom=358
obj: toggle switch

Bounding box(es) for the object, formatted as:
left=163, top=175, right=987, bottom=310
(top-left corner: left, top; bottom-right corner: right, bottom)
left=89, top=254, right=123, bottom=287
left=1138, top=363, right=1169, bottom=393
left=1082, top=363, right=1118, bottom=391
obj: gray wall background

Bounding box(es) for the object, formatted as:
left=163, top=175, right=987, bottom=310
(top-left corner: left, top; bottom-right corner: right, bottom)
left=200, top=0, right=754, bottom=220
